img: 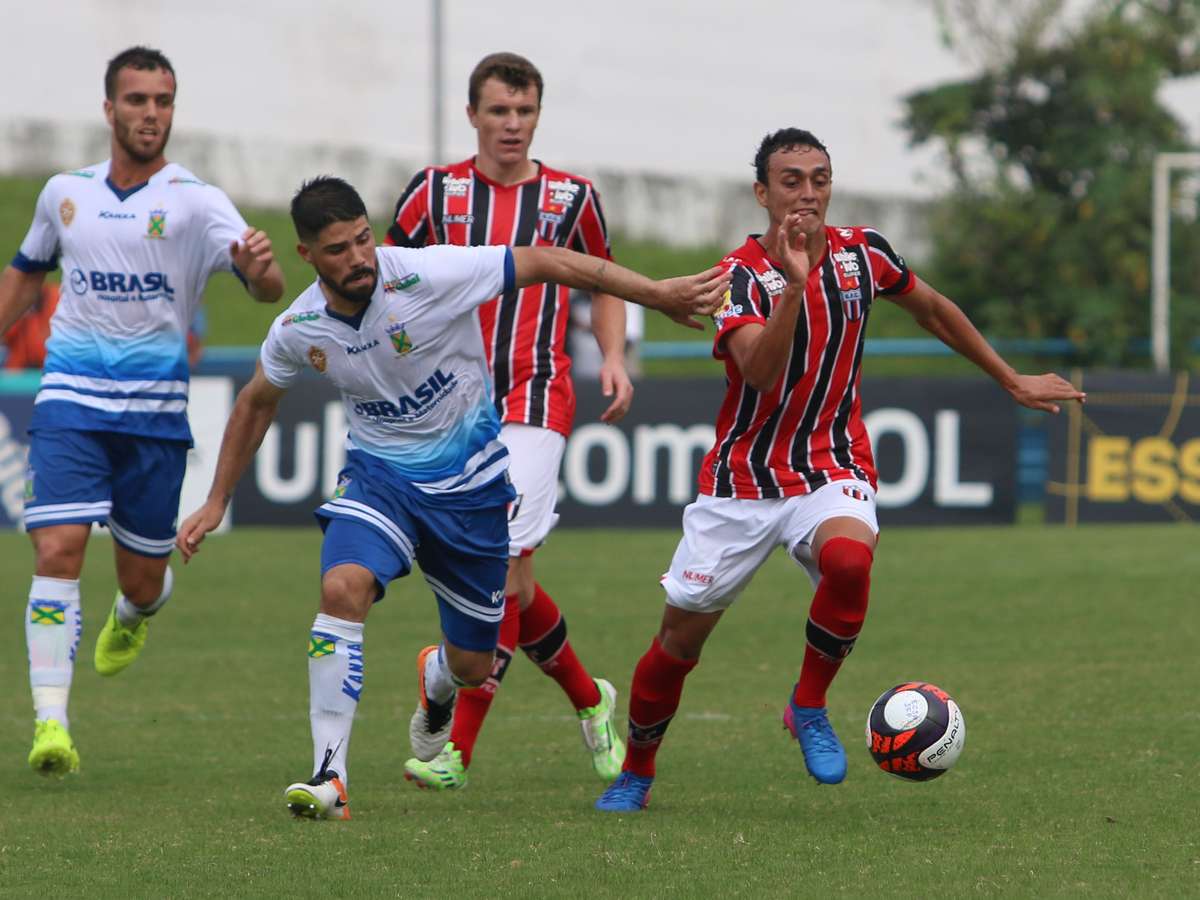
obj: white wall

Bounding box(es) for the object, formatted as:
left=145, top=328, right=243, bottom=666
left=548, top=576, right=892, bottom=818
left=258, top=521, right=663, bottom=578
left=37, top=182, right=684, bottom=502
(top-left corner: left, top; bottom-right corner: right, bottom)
left=0, top=0, right=974, bottom=195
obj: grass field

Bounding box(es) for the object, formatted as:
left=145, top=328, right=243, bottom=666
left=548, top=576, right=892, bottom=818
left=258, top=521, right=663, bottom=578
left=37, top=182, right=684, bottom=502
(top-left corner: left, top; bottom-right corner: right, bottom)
left=1, top=524, right=1197, bottom=897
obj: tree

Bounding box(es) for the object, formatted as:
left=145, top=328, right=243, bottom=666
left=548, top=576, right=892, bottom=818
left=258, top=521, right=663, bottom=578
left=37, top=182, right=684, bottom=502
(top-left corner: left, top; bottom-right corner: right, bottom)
left=906, top=0, right=1200, bottom=365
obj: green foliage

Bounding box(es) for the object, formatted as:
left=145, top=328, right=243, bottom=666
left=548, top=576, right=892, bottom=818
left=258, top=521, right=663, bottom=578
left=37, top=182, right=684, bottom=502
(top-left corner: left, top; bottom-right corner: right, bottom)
left=905, top=0, right=1200, bottom=365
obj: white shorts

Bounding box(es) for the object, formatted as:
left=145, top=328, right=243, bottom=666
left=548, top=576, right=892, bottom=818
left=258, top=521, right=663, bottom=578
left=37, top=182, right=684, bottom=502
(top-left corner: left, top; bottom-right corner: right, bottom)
left=661, top=479, right=879, bottom=613
left=500, top=423, right=566, bottom=557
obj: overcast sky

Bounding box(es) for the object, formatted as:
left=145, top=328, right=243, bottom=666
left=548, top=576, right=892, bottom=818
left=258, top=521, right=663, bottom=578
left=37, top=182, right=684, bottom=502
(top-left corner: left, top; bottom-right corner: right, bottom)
left=1, top=0, right=1196, bottom=198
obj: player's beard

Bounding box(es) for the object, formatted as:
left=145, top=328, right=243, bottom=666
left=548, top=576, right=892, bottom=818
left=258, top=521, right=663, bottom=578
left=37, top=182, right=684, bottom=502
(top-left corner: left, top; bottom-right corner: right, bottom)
left=114, top=118, right=172, bottom=164
left=321, top=266, right=377, bottom=306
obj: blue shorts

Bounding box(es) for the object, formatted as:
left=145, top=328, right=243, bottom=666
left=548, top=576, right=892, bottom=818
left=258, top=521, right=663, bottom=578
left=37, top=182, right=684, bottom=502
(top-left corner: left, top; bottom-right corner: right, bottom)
left=23, top=428, right=188, bottom=558
left=315, top=450, right=514, bottom=652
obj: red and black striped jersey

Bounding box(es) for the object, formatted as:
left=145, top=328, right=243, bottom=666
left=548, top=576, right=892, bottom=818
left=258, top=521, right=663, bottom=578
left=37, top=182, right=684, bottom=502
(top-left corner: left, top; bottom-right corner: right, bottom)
left=698, top=227, right=916, bottom=499
left=384, top=158, right=612, bottom=437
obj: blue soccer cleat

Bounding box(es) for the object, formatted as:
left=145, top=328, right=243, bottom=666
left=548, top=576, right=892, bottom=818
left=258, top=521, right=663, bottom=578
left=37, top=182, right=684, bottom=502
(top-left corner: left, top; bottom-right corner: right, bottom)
left=595, top=771, right=653, bottom=812
left=783, top=699, right=847, bottom=785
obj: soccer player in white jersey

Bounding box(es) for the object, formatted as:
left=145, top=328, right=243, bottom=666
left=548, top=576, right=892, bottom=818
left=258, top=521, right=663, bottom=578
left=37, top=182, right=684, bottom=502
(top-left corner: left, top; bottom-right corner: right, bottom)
left=0, top=46, right=285, bottom=777
left=175, top=176, right=728, bottom=819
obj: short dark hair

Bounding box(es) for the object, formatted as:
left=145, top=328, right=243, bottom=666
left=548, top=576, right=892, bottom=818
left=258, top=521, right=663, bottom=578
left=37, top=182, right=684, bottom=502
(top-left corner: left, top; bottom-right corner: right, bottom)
left=468, top=52, right=543, bottom=108
left=754, top=128, right=831, bottom=184
left=105, top=46, right=175, bottom=100
left=290, top=176, right=369, bottom=242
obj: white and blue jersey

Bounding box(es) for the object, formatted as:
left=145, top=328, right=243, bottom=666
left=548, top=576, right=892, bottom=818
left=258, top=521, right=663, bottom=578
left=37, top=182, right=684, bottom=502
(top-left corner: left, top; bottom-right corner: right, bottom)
left=260, top=244, right=516, bottom=503
left=13, top=160, right=249, bottom=443
left=263, top=244, right=517, bottom=647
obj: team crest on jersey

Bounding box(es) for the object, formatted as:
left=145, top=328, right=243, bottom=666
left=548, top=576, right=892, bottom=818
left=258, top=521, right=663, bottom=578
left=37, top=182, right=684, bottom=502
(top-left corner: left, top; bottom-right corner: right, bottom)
left=332, top=474, right=352, bottom=499
left=833, top=248, right=864, bottom=320
left=386, top=321, right=415, bottom=355
left=24, top=467, right=35, bottom=503
left=383, top=273, right=420, bottom=292
left=146, top=209, right=167, bottom=239
left=59, top=199, right=75, bottom=227
left=842, top=485, right=869, bottom=501
left=537, top=208, right=565, bottom=242
left=308, top=345, right=328, bottom=373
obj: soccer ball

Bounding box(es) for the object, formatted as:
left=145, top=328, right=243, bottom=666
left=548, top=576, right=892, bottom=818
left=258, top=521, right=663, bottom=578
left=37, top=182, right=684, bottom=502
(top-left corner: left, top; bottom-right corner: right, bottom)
left=865, top=682, right=965, bottom=781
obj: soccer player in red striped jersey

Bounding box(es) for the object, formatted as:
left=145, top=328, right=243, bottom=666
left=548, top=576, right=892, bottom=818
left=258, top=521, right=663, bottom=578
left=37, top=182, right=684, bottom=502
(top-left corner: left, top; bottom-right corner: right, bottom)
left=596, top=128, right=1085, bottom=811
left=389, top=53, right=676, bottom=791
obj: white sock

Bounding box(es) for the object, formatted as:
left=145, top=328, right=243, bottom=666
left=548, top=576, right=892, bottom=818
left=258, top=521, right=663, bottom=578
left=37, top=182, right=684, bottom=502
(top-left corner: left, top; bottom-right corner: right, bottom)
left=308, top=613, right=364, bottom=786
left=26, top=576, right=82, bottom=729
left=423, top=643, right=462, bottom=704
left=115, top=566, right=174, bottom=628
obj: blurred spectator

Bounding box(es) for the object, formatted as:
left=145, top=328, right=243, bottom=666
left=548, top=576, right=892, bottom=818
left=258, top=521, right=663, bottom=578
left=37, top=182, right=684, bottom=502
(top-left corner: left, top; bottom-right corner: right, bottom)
left=3, top=283, right=58, bottom=370
left=567, top=289, right=643, bottom=379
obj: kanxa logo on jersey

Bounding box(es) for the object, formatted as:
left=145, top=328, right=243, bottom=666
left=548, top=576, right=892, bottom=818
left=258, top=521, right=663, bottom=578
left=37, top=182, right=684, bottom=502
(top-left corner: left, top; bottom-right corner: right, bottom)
left=68, top=267, right=176, bottom=302
left=345, top=339, right=379, bottom=355
left=351, top=368, right=457, bottom=422
left=443, top=176, right=471, bottom=197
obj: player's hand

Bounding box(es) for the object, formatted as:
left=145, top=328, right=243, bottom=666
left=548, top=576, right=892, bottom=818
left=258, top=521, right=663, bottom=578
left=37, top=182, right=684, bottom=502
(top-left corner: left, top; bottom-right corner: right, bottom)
left=776, top=212, right=811, bottom=284
left=176, top=500, right=227, bottom=563
left=231, top=227, right=275, bottom=282
left=1007, top=373, right=1086, bottom=413
left=598, top=358, right=634, bottom=423
left=655, top=264, right=731, bottom=330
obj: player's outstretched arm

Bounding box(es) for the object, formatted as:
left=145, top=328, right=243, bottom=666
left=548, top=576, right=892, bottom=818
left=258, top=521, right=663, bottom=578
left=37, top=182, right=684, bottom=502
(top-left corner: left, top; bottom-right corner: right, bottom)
left=0, top=265, right=48, bottom=335
left=231, top=227, right=285, bottom=303
left=177, top=363, right=286, bottom=561
left=511, top=246, right=730, bottom=330
left=893, top=280, right=1086, bottom=413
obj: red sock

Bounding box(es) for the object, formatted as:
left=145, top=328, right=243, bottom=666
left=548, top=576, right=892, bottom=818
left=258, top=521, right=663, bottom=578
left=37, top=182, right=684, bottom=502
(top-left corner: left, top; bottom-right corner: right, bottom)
left=518, top=583, right=601, bottom=710
left=448, top=594, right=520, bottom=768
left=792, top=537, right=874, bottom=709
left=624, top=637, right=698, bottom=778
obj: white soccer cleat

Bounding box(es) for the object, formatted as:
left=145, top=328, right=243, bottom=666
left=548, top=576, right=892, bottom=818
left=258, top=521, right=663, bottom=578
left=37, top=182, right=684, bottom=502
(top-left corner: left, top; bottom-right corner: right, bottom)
left=409, top=645, right=456, bottom=762
left=284, top=772, right=350, bottom=821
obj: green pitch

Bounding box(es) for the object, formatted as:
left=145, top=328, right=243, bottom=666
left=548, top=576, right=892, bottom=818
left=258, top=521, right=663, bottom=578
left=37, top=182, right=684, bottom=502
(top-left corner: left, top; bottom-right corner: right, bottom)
left=1, top=524, right=1197, bottom=897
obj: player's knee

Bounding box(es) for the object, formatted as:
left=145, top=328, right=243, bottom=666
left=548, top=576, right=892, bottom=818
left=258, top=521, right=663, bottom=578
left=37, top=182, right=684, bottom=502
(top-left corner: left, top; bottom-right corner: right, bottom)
left=817, top=537, right=874, bottom=614
left=116, top=563, right=169, bottom=605
left=31, top=527, right=87, bottom=578
left=449, top=650, right=494, bottom=687
left=319, top=566, right=376, bottom=621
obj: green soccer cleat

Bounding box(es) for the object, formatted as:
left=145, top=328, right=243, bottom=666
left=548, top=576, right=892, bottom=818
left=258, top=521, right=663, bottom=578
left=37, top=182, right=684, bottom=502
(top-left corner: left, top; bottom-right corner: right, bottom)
left=403, top=742, right=468, bottom=791
left=28, top=719, right=80, bottom=777
left=578, top=678, right=625, bottom=783
left=94, top=599, right=149, bottom=677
